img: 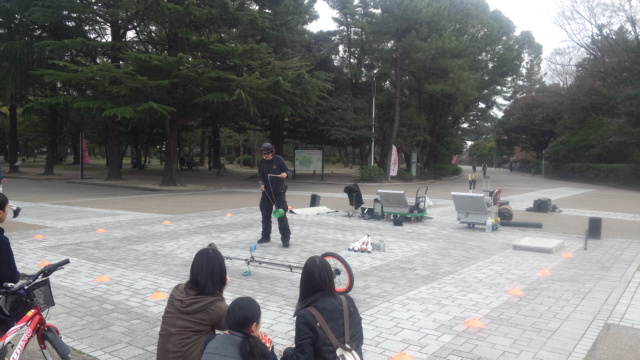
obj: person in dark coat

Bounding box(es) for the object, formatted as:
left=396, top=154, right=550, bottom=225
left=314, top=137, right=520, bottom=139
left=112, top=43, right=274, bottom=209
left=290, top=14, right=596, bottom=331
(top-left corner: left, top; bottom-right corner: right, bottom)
left=157, top=244, right=229, bottom=360
left=0, top=193, right=20, bottom=360
left=201, top=297, right=277, bottom=360
left=281, top=256, right=364, bottom=360
left=256, top=143, right=292, bottom=247
left=0, top=165, right=21, bottom=218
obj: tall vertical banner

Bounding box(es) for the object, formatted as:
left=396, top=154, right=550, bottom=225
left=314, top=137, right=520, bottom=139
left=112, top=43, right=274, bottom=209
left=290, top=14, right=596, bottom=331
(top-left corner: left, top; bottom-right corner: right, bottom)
left=82, top=134, right=89, bottom=164
left=390, top=145, right=398, bottom=176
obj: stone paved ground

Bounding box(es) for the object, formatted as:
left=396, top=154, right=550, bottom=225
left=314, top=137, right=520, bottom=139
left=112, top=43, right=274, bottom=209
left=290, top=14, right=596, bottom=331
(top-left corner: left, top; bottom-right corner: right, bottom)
left=2, top=163, right=640, bottom=359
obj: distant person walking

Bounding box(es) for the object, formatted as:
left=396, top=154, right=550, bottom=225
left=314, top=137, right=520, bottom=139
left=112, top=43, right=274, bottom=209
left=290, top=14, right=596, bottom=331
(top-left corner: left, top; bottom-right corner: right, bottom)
left=471, top=161, right=477, bottom=173
left=482, top=162, right=487, bottom=177
left=0, top=163, right=21, bottom=218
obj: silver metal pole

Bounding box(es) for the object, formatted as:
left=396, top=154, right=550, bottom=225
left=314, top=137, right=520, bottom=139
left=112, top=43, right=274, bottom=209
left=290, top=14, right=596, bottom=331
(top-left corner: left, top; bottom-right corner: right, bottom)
left=542, top=150, right=545, bottom=179
left=371, top=78, right=376, bottom=166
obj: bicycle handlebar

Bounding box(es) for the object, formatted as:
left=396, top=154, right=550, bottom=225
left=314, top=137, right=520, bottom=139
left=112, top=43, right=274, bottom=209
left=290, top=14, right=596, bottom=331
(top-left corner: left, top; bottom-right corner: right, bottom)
left=1, top=258, right=70, bottom=294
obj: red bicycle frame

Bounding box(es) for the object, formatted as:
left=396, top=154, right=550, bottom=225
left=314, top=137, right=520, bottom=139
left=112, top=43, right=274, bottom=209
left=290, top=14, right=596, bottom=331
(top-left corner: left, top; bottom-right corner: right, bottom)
left=1, top=303, right=62, bottom=359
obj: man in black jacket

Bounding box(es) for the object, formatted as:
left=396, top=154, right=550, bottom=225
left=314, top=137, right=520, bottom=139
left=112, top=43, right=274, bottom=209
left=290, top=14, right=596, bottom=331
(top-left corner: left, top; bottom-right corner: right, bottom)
left=257, top=143, right=292, bottom=248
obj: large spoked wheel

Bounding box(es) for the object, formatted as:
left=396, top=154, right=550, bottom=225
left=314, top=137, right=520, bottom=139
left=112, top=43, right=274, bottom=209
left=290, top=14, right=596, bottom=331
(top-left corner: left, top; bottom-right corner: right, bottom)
left=41, top=327, right=71, bottom=360
left=321, top=252, right=354, bottom=294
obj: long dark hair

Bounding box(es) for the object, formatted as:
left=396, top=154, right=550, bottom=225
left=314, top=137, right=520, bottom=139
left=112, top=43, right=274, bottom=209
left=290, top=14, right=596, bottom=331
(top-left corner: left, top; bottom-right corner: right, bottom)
left=225, top=297, right=271, bottom=360
left=295, top=255, right=336, bottom=311
left=0, top=193, right=8, bottom=212
left=186, top=244, right=227, bottom=296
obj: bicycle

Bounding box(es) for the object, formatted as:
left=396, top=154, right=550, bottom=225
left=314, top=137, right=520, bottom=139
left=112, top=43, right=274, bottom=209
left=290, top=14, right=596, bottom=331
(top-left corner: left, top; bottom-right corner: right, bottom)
left=0, top=259, right=71, bottom=360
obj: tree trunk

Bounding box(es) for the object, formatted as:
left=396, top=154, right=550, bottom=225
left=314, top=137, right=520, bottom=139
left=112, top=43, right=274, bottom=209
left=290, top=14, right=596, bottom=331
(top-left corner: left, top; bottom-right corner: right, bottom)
left=199, top=127, right=206, bottom=167
left=426, top=126, right=439, bottom=171
left=70, top=132, right=80, bottom=165
left=387, top=52, right=402, bottom=179
left=43, top=106, right=58, bottom=175
left=160, top=115, right=182, bottom=186
left=105, top=116, right=124, bottom=180
left=8, top=95, right=19, bottom=173
left=212, top=123, right=221, bottom=168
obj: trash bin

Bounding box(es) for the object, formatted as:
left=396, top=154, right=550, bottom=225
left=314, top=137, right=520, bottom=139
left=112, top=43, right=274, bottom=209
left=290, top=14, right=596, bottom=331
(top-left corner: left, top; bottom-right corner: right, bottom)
left=310, top=194, right=321, bottom=207
left=588, top=217, right=602, bottom=239
left=533, top=198, right=551, bottom=213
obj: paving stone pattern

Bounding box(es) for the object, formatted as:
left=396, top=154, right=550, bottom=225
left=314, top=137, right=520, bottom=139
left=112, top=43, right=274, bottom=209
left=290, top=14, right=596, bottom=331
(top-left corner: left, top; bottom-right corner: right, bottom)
left=7, top=185, right=640, bottom=360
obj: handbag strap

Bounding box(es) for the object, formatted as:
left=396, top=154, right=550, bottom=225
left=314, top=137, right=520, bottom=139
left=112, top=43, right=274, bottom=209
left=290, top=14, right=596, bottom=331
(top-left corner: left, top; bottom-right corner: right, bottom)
left=306, top=295, right=352, bottom=351
left=340, top=295, right=350, bottom=345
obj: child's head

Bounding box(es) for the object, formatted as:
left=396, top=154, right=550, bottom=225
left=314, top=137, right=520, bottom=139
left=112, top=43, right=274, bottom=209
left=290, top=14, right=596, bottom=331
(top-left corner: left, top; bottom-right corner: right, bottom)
left=187, top=243, right=227, bottom=296
left=0, top=193, right=9, bottom=223
left=225, top=297, right=262, bottom=334
left=225, top=297, right=272, bottom=359
left=297, top=255, right=336, bottom=306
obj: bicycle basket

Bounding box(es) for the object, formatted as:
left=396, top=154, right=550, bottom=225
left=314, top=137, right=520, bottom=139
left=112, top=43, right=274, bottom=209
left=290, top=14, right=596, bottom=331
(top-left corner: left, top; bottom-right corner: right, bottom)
left=0, top=278, right=55, bottom=319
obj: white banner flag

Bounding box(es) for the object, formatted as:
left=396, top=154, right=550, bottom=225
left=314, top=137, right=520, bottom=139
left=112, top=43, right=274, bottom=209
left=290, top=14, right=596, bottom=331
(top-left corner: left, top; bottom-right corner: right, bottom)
left=390, top=145, right=399, bottom=176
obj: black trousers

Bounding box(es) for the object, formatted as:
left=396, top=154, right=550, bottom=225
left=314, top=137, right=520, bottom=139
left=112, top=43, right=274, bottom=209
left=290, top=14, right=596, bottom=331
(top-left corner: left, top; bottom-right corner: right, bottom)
left=0, top=318, right=14, bottom=358
left=260, top=191, right=291, bottom=242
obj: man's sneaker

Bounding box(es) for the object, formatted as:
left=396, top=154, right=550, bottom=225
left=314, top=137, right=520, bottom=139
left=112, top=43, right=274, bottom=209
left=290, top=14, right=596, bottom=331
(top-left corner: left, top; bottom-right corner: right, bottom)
left=257, top=238, right=271, bottom=244
left=13, top=207, right=21, bottom=218
left=282, top=242, right=290, bottom=248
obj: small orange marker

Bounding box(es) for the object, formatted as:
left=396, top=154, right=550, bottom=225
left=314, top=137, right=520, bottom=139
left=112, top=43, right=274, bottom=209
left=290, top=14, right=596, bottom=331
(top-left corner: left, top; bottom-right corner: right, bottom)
left=390, top=353, right=415, bottom=360
left=537, top=269, right=552, bottom=276
left=507, top=288, right=524, bottom=296
left=225, top=213, right=233, bottom=217
left=96, top=228, right=106, bottom=233
left=561, top=252, right=574, bottom=258
left=149, top=291, right=169, bottom=300
left=38, top=261, right=52, bottom=267
left=463, top=318, right=485, bottom=328
left=94, top=275, right=112, bottom=282
left=162, top=220, right=171, bottom=224
left=288, top=206, right=293, bottom=210
left=34, top=235, right=45, bottom=239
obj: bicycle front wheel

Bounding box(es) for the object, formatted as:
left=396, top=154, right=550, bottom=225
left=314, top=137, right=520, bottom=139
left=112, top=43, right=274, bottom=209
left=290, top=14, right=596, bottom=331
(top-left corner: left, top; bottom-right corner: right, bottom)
left=321, top=252, right=354, bottom=294
left=41, top=327, right=71, bottom=360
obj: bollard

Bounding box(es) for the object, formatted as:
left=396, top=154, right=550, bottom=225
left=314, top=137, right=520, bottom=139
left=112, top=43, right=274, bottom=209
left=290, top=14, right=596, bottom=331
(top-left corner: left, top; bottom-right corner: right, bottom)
left=588, top=217, right=602, bottom=239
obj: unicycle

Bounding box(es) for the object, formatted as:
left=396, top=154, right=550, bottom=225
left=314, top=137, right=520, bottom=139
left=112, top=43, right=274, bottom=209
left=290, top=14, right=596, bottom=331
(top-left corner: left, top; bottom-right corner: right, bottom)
left=226, top=248, right=356, bottom=294
left=321, top=252, right=355, bottom=294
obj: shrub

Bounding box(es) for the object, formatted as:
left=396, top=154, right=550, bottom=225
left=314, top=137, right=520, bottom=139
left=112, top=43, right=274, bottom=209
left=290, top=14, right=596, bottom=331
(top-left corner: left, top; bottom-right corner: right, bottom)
left=360, top=166, right=385, bottom=181
left=549, top=163, right=640, bottom=187
left=329, top=156, right=341, bottom=165
left=432, top=164, right=462, bottom=177
left=224, top=154, right=237, bottom=164
left=416, top=164, right=462, bottom=180
left=397, top=169, right=415, bottom=182
left=237, top=155, right=254, bottom=166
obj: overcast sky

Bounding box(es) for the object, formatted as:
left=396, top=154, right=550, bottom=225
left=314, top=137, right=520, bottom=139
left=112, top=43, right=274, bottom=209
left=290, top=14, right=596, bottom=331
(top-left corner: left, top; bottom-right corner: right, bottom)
left=307, top=0, right=569, bottom=57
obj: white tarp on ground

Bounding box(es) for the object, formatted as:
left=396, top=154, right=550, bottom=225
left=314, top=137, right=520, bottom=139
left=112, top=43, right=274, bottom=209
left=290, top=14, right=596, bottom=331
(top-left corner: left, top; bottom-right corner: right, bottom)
left=289, top=206, right=339, bottom=215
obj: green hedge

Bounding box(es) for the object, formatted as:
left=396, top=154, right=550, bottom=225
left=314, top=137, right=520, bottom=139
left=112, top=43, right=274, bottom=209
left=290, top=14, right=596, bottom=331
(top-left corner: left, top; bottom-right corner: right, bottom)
left=237, top=154, right=254, bottom=166
left=224, top=154, right=237, bottom=164
left=360, top=166, right=385, bottom=181
left=549, top=163, right=640, bottom=187
left=397, top=169, right=415, bottom=182
left=418, top=164, right=462, bottom=180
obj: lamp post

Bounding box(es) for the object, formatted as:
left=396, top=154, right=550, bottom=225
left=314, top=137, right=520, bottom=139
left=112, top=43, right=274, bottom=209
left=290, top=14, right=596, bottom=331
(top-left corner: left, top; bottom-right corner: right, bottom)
left=371, top=77, right=376, bottom=166
left=542, top=150, right=545, bottom=179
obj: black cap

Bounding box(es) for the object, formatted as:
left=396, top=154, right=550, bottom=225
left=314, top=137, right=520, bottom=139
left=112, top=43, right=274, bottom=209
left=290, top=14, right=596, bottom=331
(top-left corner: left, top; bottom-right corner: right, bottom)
left=259, top=143, right=274, bottom=153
